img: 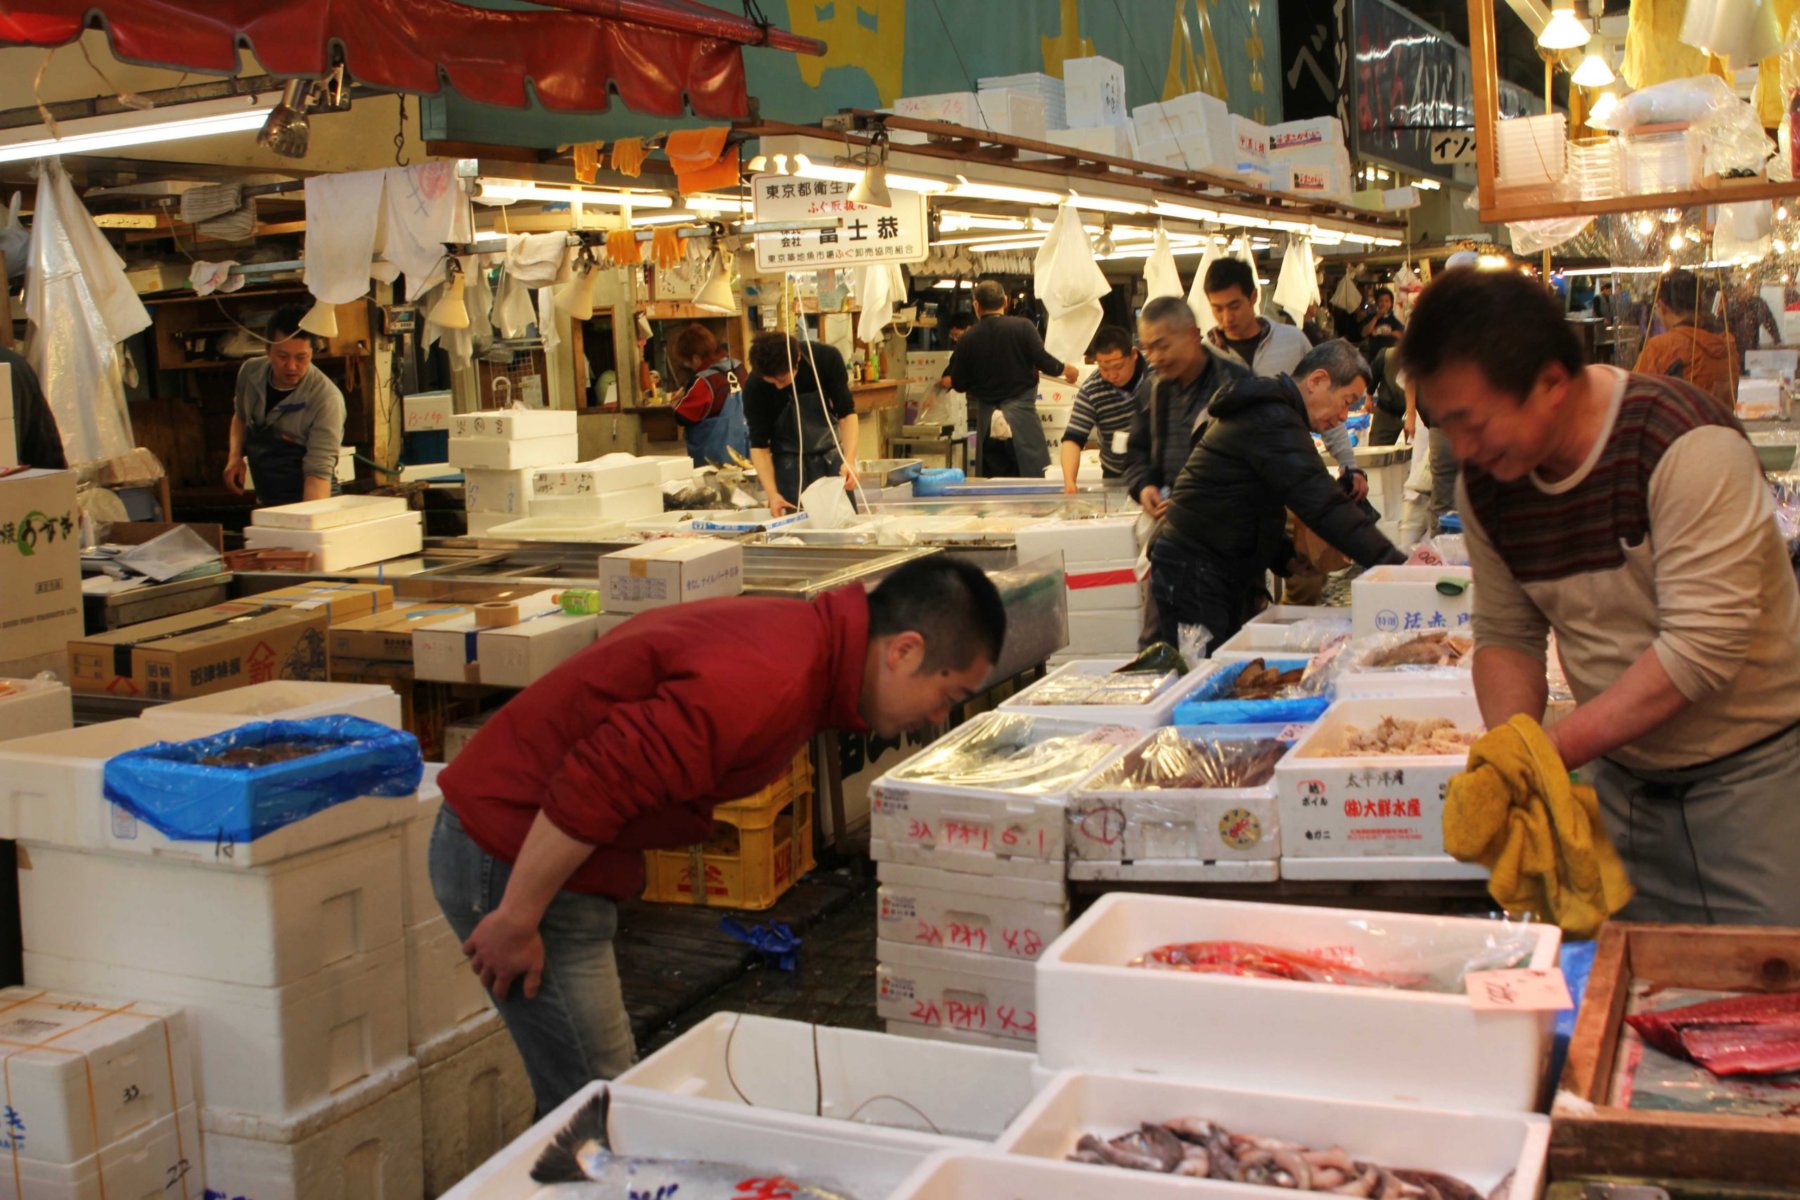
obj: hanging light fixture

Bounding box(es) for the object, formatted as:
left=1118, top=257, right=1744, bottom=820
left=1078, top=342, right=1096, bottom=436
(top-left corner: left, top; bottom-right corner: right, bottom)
left=848, top=131, right=892, bottom=208
left=553, top=246, right=598, bottom=320
left=1571, top=52, right=1614, bottom=88
left=256, top=79, right=312, bottom=159
left=1587, top=90, right=1621, bottom=127
left=297, top=298, right=338, bottom=339
left=1538, top=2, right=1592, bottom=50
left=693, top=240, right=737, bottom=314
left=427, top=260, right=470, bottom=330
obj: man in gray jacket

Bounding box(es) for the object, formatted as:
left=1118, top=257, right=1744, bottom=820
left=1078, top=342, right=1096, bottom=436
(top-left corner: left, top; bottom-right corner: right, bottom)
left=224, top=306, right=346, bottom=508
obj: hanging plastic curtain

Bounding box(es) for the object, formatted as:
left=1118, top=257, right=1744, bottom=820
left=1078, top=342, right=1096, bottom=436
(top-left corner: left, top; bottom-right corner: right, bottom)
left=1187, top=239, right=1222, bottom=331
left=1143, top=226, right=1184, bottom=301
left=1034, top=203, right=1108, bottom=364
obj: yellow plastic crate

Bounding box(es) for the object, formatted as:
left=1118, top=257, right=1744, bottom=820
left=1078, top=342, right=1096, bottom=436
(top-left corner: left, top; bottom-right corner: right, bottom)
left=642, top=790, right=816, bottom=910
left=713, top=749, right=814, bottom=819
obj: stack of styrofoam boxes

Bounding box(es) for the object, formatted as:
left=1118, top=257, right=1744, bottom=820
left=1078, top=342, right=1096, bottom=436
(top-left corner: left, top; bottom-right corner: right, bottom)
left=1267, top=115, right=1354, bottom=201
left=401, top=389, right=456, bottom=482
left=463, top=466, right=535, bottom=537
left=870, top=715, right=1135, bottom=1049
left=447, top=406, right=580, bottom=533
left=529, top=453, right=666, bottom=525
left=0, top=683, right=431, bottom=1199
left=1013, top=515, right=1143, bottom=663
left=245, top=494, right=425, bottom=571
left=1131, top=91, right=1233, bottom=174
left=0, top=985, right=200, bottom=1196
left=977, top=72, right=1064, bottom=134
left=1045, top=56, right=1134, bottom=160
left=889, top=90, right=1045, bottom=144
left=0, top=674, right=73, bottom=739
left=1032, top=368, right=1089, bottom=446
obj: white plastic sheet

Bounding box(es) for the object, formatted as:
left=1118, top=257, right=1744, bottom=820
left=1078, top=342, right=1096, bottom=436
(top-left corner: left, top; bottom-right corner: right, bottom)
left=1508, top=217, right=1593, bottom=255
left=1143, top=226, right=1184, bottom=301
left=1, top=191, right=29, bottom=282
left=1034, top=203, right=1108, bottom=365
left=1187, top=239, right=1221, bottom=332
left=1331, top=265, right=1364, bottom=312
left=855, top=262, right=907, bottom=343
left=1272, top=235, right=1319, bottom=325
left=23, top=159, right=149, bottom=466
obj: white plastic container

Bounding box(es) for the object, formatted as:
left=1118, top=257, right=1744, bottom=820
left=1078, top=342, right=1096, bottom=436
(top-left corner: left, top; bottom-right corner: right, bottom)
left=0, top=676, right=73, bottom=742
left=19, top=830, right=404, bottom=988
left=250, top=495, right=409, bottom=531
left=138, top=679, right=403, bottom=737
left=401, top=783, right=444, bottom=926
left=1276, top=694, right=1483, bottom=860
left=0, top=988, right=195, bottom=1165
left=405, top=916, right=492, bottom=1050
left=869, top=837, right=1065, bottom=885
left=462, top=467, right=535, bottom=516
left=880, top=1020, right=1027, bottom=1053
left=1209, top=617, right=1349, bottom=662
left=1351, top=565, right=1474, bottom=638
left=1246, top=604, right=1338, bottom=627
left=475, top=611, right=597, bottom=688
left=448, top=409, right=575, bottom=440
left=244, top=511, right=424, bottom=571
left=532, top=455, right=662, bottom=496
left=1001, top=658, right=1215, bottom=730
left=876, top=860, right=1066, bottom=961
left=1034, top=893, right=1559, bottom=1111
left=877, top=942, right=1038, bottom=1045
left=649, top=455, right=693, bottom=485
left=200, top=1060, right=422, bottom=1200
left=446, top=435, right=578, bottom=471
left=1014, top=516, right=1139, bottom=566
left=610, top=1012, right=1039, bottom=1178
left=435, top=1080, right=593, bottom=1200
left=995, top=1070, right=1549, bottom=1198
left=1066, top=857, right=1279, bottom=884
left=0, top=1103, right=203, bottom=1200
left=1280, top=853, right=1487, bottom=881
left=1066, top=610, right=1140, bottom=656
left=1064, top=560, right=1142, bottom=613
left=417, top=1012, right=532, bottom=1200
left=530, top=488, right=663, bottom=522
left=26, top=942, right=410, bottom=1119
left=1336, top=665, right=1476, bottom=699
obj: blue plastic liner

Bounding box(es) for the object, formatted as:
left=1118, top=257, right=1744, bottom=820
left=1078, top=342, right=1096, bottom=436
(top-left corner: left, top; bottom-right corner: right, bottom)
left=103, top=715, right=423, bottom=844
left=912, top=468, right=965, bottom=496
left=1170, top=658, right=1332, bottom=726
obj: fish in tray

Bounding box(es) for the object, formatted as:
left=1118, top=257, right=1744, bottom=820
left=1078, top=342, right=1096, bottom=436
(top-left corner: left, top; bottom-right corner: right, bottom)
left=1627, top=990, right=1800, bottom=1077
left=1069, top=1118, right=1507, bottom=1200
left=1087, top=728, right=1284, bottom=791
left=1130, top=940, right=1428, bottom=990
left=889, top=714, right=1121, bottom=793
left=533, top=1089, right=867, bottom=1197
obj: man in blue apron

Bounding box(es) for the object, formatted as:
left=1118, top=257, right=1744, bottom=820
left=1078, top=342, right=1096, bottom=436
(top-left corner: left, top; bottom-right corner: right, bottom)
left=223, top=305, right=346, bottom=507
left=669, top=324, right=750, bottom=467
left=743, top=331, right=858, bottom=515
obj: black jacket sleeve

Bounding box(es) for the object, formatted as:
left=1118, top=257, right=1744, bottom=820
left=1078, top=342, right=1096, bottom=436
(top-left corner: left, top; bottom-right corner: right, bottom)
left=2, top=350, right=65, bottom=471
left=1029, top=328, right=1063, bottom=377
left=1255, top=414, right=1403, bottom=569
left=810, top=344, right=856, bottom=420
left=1120, top=374, right=1155, bottom=500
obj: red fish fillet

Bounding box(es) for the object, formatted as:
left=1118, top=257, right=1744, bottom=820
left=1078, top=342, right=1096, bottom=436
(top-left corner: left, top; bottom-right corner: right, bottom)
left=1626, top=992, right=1800, bottom=1076
left=1131, top=940, right=1426, bottom=990
left=1627, top=992, right=1800, bottom=1057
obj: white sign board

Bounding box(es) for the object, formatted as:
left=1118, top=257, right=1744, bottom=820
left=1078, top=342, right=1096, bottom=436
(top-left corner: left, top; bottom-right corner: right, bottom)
left=750, top=172, right=928, bottom=272
left=1429, top=131, right=1477, bottom=166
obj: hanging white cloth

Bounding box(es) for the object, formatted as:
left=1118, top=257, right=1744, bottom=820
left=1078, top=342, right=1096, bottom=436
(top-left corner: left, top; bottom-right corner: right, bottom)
left=855, top=262, right=907, bottom=343
left=188, top=260, right=242, bottom=297
left=1188, top=239, right=1221, bottom=332
left=1233, top=238, right=1261, bottom=308
left=1272, top=235, right=1320, bottom=326
left=303, top=168, right=385, bottom=303
left=536, top=285, right=562, bottom=356
left=1143, top=226, right=1184, bottom=302
left=23, top=158, right=150, bottom=465
left=488, top=232, right=565, bottom=341
left=1034, top=203, right=1108, bottom=365
left=1330, top=264, right=1364, bottom=311
left=382, top=161, right=471, bottom=300
left=1393, top=264, right=1424, bottom=323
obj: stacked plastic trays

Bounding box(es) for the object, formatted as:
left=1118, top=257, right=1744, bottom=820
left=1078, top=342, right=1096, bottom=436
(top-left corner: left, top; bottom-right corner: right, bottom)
left=1495, top=113, right=1568, bottom=191
left=1562, top=138, right=1621, bottom=203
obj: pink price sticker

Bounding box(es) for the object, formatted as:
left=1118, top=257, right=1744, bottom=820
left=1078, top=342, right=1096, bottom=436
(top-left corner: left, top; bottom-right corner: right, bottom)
left=1465, top=968, right=1573, bottom=1012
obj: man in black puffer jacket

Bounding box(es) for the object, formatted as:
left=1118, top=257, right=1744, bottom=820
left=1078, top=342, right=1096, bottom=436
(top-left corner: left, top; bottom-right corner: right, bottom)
left=1151, top=339, right=1405, bottom=651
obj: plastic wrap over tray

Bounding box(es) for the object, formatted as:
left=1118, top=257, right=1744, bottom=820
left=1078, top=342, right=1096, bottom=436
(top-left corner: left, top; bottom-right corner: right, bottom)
left=1171, top=658, right=1331, bottom=726
left=102, top=715, right=423, bottom=843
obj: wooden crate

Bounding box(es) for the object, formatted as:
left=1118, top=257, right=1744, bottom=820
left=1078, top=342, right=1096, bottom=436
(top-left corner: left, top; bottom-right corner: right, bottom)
left=1551, top=922, right=1800, bottom=1187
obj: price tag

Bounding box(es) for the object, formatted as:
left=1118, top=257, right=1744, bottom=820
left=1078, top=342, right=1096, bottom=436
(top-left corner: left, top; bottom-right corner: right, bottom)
left=1465, top=968, right=1572, bottom=1012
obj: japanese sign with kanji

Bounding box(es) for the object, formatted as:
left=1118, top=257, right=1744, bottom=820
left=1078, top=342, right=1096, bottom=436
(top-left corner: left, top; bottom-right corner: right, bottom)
left=749, top=172, right=928, bottom=271
left=1430, top=131, right=1477, bottom=166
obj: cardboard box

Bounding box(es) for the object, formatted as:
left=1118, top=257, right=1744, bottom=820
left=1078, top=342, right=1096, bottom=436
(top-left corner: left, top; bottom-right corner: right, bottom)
left=67, top=602, right=329, bottom=701
left=476, top=612, right=597, bottom=688
left=412, top=592, right=559, bottom=683
left=0, top=469, right=82, bottom=665
left=598, top=540, right=743, bottom=613
left=330, top=604, right=473, bottom=662
left=448, top=409, right=576, bottom=440
left=401, top=391, right=454, bottom=433
left=253, top=581, right=395, bottom=624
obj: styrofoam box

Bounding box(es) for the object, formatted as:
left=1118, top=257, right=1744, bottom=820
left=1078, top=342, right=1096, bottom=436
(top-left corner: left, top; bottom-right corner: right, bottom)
left=448, top=409, right=575, bottom=441
left=1210, top=617, right=1350, bottom=662
left=892, top=91, right=982, bottom=128
left=1000, top=658, right=1215, bottom=730
left=405, top=916, right=491, bottom=1050
left=1280, top=853, right=1487, bottom=881
left=869, top=837, right=1065, bottom=885
left=418, top=1013, right=532, bottom=1200
left=1067, top=609, right=1139, bottom=656
left=402, top=390, right=454, bottom=433
left=1067, top=725, right=1281, bottom=865
left=530, top=488, right=663, bottom=522
left=401, top=783, right=444, bottom=927
left=446, top=435, right=578, bottom=471
left=1062, top=56, right=1127, bottom=129
left=872, top=717, right=1137, bottom=866
left=891, top=1150, right=1222, bottom=1200
left=0, top=1103, right=202, bottom=1200
left=1045, top=125, right=1135, bottom=158
left=881, top=1020, right=1027, bottom=1053
left=250, top=494, right=409, bottom=531
left=995, top=1070, right=1549, bottom=1199
left=877, top=942, right=1038, bottom=1045
left=20, top=830, right=404, bottom=988
left=462, top=467, right=535, bottom=516
left=0, top=721, right=418, bottom=868
left=465, top=512, right=511, bottom=536
left=651, top=455, right=693, bottom=485
left=612, top=1012, right=1039, bottom=1191
left=0, top=677, right=73, bottom=742
left=1351, top=565, right=1474, bottom=638
left=1035, top=893, right=1560, bottom=1110
left=434, top=1079, right=594, bottom=1200
left=482, top=514, right=629, bottom=543
left=138, top=679, right=403, bottom=739
left=244, top=511, right=424, bottom=572
left=1066, top=857, right=1279, bottom=884
left=1337, top=665, right=1476, bottom=699
left=532, top=454, right=661, bottom=497
left=1013, top=515, right=1139, bottom=565
left=1247, top=604, right=1339, bottom=627
left=1064, top=559, right=1141, bottom=614
left=876, top=860, right=1066, bottom=961
left=475, top=611, right=597, bottom=689
left=201, top=1060, right=422, bottom=1200
left=1276, top=694, right=1484, bottom=860
left=26, top=942, right=410, bottom=1118
left=0, top=987, right=196, bottom=1164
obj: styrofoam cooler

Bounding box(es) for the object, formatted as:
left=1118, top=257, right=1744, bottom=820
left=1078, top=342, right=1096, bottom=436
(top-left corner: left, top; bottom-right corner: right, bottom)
left=1209, top=614, right=1349, bottom=662
left=876, top=860, right=1066, bottom=961
left=417, top=1012, right=532, bottom=1200
left=243, top=511, right=425, bottom=572
left=993, top=1070, right=1549, bottom=1198
left=1014, top=515, right=1139, bottom=565
left=1034, top=893, right=1560, bottom=1110
left=462, top=468, right=535, bottom=516
left=1064, top=560, right=1142, bottom=614
left=200, top=1059, right=423, bottom=1200
left=1336, top=663, right=1475, bottom=699
left=138, top=680, right=403, bottom=737
left=0, top=1104, right=203, bottom=1200
left=529, top=489, right=663, bottom=522
left=434, top=1080, right=593, bottom=1200
left=0, top=677, right=73, bottom=742
left=877, top=942, right=1038, bottom=1045
left=401, top=784, right=445, bottom=927
left=1066, top=609, right=1139, bottom=656
left=250, top=495, right=408, bottom=531
left=1247, top=604, right=1340, bottom=626
left=405, top=916, right=492, bottom=1049
left=1351, top=565, right=1474, bottom=638
left=610, top=1012, right=1039, bottom=1188
left=870, top=837, right=1065, bottom=885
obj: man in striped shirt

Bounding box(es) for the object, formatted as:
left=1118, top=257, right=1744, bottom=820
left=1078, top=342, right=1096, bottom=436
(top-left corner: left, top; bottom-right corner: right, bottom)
left=1059, top=325, right=1144, bottom=492
left=1404, top=268, right=1800, bottom=926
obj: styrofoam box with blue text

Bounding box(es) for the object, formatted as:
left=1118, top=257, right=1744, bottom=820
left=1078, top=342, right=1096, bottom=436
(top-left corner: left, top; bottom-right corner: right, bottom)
left=1350, top=564, right=1475, bottom=638
left=597, top=539, right=743, bottom=613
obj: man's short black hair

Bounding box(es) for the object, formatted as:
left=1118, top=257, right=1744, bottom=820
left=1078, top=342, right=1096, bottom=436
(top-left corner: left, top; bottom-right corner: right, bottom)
left=266, top=305, right=317, bottom=347
left=973, top=279, right=1007, bottom=312
left=1600, top=282, right=1613, bottom=293
left=749, top=331, right=799, bottom=378
left=1400, top=267, right=1584, bottom=402
left=948, top=311, right=976, bottom=332
left=1375, top=287, right=1394, bottom=304
left=1203, top=256, right=1256, bottom=301
left=867, top=556, right=1006, bottom=672
left=1660, top=269, right=1701, bottom=317
left=1090, top=325, right=1133, bottom=357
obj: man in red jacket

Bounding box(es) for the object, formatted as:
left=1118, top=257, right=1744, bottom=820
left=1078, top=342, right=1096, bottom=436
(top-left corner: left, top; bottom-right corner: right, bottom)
left=431, top=556, right=1007, bottom=1113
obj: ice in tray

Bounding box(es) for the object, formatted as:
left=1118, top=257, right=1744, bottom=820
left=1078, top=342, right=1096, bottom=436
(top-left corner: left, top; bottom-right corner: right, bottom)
left=887, top=713, right=1129, bottom=794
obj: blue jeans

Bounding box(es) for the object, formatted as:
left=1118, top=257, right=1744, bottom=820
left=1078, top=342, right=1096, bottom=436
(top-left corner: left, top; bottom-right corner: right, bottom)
left=428, top=806, right=637, bottom=1116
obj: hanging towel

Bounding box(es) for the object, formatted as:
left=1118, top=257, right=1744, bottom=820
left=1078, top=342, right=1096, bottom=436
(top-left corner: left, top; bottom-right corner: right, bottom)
left=304, top=168, right=385, bottom=303
left=606, top=230, right=642, bottom=266
left=610, top=138, right=648, bottom=178
left=1272, top=235, right=1319, bottom=325
left=666, top=127, right=738, bottom=195
left=536, top=285, right=562, bottom=354
left=1330, top=263, right=1364, bottom=311
left=1034, top=203, right=1108, bottom=365
left=1187, top=239, right=1222, bottom=332
left=188, top=260, right=242, bottom=297
left=382, top=161, right=472, bottom=300
left=651, top=227, right=683, bottom=272
left=572, top=141, right=604, bottom=184
left=505, top=232, right=568, bottom=285
left=856, top=262, right=908, bottom=343
left=1143, top=226, right=1184, bottom=301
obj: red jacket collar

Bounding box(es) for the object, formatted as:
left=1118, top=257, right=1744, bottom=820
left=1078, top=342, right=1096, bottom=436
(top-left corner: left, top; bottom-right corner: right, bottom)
left=814, top=584, right=872, bottom=735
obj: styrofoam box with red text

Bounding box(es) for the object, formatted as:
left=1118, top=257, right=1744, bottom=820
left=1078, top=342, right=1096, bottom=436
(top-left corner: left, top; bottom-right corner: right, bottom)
left=1064, top=559, right=1142, bottom=614
left=876, top=942, right=1039, bottom=1045
left=876, top=860, right=1066, bottom=961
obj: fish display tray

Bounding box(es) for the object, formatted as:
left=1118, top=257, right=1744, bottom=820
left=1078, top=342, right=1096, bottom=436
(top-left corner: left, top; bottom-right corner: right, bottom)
left=1000, top=658, right=1217, bottom=730
left=1549, top=923, right=1800, bottom=1187
left=1035, top=893, right=1561, bottom=1112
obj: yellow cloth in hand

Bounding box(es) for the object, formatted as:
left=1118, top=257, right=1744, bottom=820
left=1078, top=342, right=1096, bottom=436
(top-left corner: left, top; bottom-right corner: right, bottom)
left=1443, top=715, right=1633, bottom=939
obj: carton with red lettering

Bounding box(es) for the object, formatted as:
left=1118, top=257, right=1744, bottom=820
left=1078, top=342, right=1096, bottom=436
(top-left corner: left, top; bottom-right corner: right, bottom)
left=876, top=861, right=1066, bottom=962
left=876, top=942, right=1038, bottom=1045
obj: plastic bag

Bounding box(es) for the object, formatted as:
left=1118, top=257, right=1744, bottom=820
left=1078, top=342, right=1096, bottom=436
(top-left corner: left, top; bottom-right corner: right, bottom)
left=1329, top=631, right=1474, bottom=683
left=1509, top=217, right=1593, bottom=256
left=799, top=473, right=855, bottom=529
left=887, top=712, right=1129, bottom=794
left=1, top=191, right=29, bottom=282
left=1177, top=622, right=1213, bottom=666
left=102, top=716, right=423, bottom=844
left=1034, top=203, right=1108, bottom=364
left=1170, top=657, right=1333, bottom=726
left=1594, top=75, right=1740, bottom=131
left=115, top=523, right=221, bottom=582
left=1083, top=727, right=1285, bottom=791
left=1405, top=533, right=1469, bottom=567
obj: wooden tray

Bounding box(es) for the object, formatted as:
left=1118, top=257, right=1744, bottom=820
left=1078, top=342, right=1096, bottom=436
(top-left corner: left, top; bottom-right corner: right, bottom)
left=1551, top=923, right=1800, bottom=1186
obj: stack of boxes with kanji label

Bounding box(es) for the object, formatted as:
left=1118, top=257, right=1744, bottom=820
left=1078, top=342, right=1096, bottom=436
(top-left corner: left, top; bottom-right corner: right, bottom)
left=1046, top=56, right=1135, bottom=159
left=448, top=407, right=579, bottom=535
left=1013, top=515, right=1144, bottom=664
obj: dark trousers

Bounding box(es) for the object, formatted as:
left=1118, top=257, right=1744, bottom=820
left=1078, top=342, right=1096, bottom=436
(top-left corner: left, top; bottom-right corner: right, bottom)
left=1148, top=533, right=1255, bottom=655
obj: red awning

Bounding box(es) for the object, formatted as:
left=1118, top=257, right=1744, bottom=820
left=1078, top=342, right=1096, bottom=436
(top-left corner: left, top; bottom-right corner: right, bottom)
left=0, top=0, right=822, bottom=118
